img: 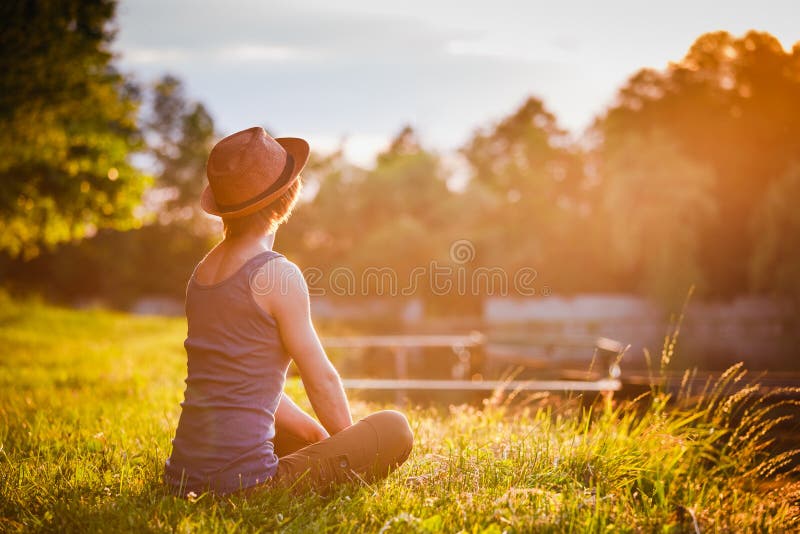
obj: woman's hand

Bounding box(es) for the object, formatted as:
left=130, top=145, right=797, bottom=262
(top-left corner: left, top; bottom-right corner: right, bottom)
left=252, top=257, right=353, bottom=435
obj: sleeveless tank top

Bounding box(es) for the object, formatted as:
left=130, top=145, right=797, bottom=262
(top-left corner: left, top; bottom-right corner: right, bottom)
left=164, top=250, right=289, bottom=495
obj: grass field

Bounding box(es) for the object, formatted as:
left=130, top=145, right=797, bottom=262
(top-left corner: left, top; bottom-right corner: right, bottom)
left=0, top=294, right=798, bottom=533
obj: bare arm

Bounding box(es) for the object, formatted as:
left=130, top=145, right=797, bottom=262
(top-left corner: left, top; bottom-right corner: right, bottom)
left=274, top=392, right=329, bottom=443
left=253, top=258, right=353, bottom=435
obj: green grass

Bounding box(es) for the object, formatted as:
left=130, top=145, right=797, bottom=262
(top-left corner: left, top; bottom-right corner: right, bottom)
left=0, top=295, right=798, bottom=533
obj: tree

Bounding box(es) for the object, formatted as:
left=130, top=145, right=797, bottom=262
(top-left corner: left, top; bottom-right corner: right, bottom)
left=281, top=127, right=453, bottom=298
left=461, top=97, right=585, bottom=284
left=750, top=163, right=800, bottom=302
left=346, top=127, right=450, bottom=277
left=145, top=75, right=217, bottom=230
left=596, top=31, right=800, bottom=297
left=0, top=74, right=220, bottom=307
left=600, top=129, right=716, bottom=308
left=0, top=0, right=150, bottom=258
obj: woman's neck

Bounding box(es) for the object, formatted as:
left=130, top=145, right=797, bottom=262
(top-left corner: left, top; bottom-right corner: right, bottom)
left=223, top=231, right=275, bottom=251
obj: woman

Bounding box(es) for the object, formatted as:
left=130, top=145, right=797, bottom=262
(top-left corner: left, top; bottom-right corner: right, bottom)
left=164, top=126, right=413, bottom=496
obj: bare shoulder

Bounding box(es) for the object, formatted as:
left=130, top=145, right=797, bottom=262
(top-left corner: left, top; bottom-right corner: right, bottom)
left=250, top=256, right=308, bottom=314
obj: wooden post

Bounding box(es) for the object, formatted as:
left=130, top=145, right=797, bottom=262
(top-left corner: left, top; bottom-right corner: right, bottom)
left=393, top=346, right=409, bottom=404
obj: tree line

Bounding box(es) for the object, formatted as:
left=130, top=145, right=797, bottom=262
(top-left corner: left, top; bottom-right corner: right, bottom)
left=2, top=1, right=799, bottom=311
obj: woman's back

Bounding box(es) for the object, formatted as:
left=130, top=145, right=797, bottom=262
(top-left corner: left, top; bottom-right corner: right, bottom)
left=165, top=249, right=290, bottom=495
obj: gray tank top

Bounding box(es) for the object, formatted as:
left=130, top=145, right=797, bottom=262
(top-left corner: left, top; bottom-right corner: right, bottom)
left=165, top=250, right=289, bottom=495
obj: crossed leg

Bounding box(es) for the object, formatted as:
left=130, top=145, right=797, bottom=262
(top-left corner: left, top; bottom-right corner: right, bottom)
left=271, top=410, right=413, bottom=493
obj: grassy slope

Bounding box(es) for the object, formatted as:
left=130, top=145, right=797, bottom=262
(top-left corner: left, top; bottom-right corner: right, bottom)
left=0, top=296, right=797, bottom=533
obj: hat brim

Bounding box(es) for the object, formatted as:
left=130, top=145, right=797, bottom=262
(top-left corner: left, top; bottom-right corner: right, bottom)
left=201, top=137, right=310, bottom=219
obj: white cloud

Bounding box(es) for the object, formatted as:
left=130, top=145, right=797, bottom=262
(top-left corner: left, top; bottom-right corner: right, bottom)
left=444, top=38, right=576, bottom=64
left=213, top=45, right=316, bottom=63
left=122, top=44, right=315, bottom=65
left=124, top=48, right=189, bottom=64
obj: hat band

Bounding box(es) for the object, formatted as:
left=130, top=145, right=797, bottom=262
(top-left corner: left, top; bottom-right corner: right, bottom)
left=215, top=154, right=295, bottom=213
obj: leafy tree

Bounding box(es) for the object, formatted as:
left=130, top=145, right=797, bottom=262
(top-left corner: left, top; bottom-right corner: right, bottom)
left=597, top=31, right=800, bottom=297
left=461, top=97, right=585, bottom=285
left=0, top=0, right=150, bottom=258
left=277, top=148, right=363, bottom=269
left=462, top=98, right=580, bottom=195
left=362, top=126, right=451, bottom=243
left=145, top=75, right=216, bottom=230
left=282, top=127, right=452, bottom=297
left=600, top=129, right=716, bottom=308
left=750, top=163, right=800, bottom=302
left=0, top=74, right=219, bottom=307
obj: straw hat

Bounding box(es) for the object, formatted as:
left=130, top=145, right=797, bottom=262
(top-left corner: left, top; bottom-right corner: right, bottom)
left=201, top=126, right=309, bottom=218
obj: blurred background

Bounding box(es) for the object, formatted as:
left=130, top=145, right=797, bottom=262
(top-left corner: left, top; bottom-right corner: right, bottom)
left=2, top=0, right=799, bottom=376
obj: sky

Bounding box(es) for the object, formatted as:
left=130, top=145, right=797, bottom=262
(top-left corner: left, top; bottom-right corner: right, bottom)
left=114, top=0, right=800, bottom=167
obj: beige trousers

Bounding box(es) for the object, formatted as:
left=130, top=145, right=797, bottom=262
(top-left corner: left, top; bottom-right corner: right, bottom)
left=265, top=410, right=414, bottom=494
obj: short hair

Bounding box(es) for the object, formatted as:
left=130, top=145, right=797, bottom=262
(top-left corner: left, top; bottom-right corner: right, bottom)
left=222, top=178, right=303, bottom=238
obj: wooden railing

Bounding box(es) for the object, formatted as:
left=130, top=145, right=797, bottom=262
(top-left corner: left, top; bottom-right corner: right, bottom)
left=322, top=333, right=624, bottom=400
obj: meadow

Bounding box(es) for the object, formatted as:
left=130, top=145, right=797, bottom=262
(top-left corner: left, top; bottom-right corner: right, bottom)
left=0, top=294, right=798, bottom=533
